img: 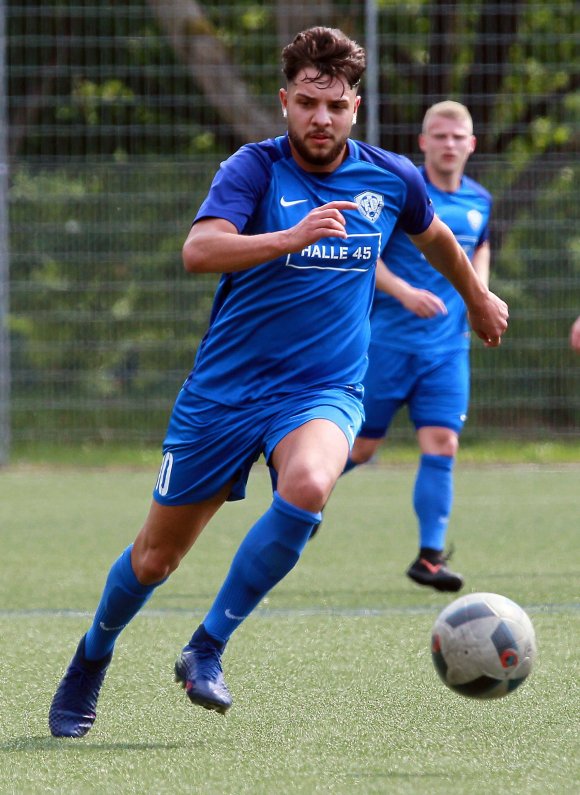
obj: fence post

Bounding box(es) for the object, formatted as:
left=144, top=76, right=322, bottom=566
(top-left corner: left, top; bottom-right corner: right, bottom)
left=0, top=0, right=10, bottom=465
left=364, top=0, right=379, bottom=147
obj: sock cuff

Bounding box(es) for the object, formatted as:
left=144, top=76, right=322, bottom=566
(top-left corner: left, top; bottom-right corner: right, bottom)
left=272, top=491, right=322, bottom=525
left=191, top=623, right=227, bottom=652
left=118, top=545, right=159, bottom=595
left=420, top=453, right=454, bottom=471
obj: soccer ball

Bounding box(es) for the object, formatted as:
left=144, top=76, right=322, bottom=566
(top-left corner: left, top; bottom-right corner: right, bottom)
left=431, top=592, right=537, bottom=699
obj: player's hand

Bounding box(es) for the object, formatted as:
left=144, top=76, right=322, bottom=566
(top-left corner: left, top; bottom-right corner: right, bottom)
left=467, top=290, right=509, bottom=347
left=569, top=316, right=580, bottom=352
left=284, top=201, right=358, bottom=252
left=401, top=288, right=447, bottom=318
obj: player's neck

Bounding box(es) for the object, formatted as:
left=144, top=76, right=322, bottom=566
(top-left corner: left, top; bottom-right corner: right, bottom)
left=424, top=164, right=462, bottom=193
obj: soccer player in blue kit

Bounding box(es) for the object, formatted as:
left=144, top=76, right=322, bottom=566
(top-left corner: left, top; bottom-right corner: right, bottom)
left=49, top=29, right=508, bottom=737
left=341, top=101, right=493, bottom=592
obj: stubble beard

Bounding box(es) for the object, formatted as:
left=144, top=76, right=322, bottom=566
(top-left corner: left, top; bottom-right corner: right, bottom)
left=288, top=126, right=348, bottom=168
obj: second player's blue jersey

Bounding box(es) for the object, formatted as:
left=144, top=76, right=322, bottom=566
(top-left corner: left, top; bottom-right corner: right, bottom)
left=185, top=135, right=434, bottom=405
left=371, top=166, right=492, bottom=353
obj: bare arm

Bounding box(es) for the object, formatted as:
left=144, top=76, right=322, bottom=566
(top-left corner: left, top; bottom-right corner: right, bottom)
left=182, top=201, right=358, bottom=274
left=408, top=215, right=508, bottom=346
left=375, top=258, right=447, bottom=318
left=570, top=316, right=580, bottom=352
left=472, top=241, right=490, bottom=288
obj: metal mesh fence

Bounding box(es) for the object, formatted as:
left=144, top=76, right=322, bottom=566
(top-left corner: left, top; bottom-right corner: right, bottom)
left=3, top=1, right=580, bottom=448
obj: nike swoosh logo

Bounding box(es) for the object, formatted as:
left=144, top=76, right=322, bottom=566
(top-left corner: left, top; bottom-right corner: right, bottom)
left=225, top=608, right=247, bottom=621
left=280, top=197, right=308, bottom=207
left=99, top=620, right=127, bottom=632
left=419, top=559, right=442, bottom=574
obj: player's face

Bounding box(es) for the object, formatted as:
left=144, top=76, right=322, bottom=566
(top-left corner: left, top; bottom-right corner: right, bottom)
left=419, top=115, right=475, bottom=180
left=280, top=68, right=360, bottom=172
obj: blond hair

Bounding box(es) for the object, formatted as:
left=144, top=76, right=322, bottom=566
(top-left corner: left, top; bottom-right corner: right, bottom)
left=422, top=101, right=473, bottom=134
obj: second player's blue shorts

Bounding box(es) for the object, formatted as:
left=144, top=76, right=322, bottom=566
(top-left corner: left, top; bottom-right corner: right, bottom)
left=360, top=345, right=470, bottom=438
left=153, top=384, right=364, bottom=506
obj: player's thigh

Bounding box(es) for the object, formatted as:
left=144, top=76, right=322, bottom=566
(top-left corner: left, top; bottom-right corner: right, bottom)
left=408, top=349, right=470, bottom=433
left=272, top=418, right=349, bottom=477
left=266, top=388, right=363, bottom=509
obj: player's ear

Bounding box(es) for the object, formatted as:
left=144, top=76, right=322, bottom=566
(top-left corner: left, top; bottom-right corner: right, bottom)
left=418, top=133, right=427, bottom=153
left=469, top=135, right=477, bottom=154
left=279, top=88, right=288, bottom=118
left=351, top=95, right=361, bottom=125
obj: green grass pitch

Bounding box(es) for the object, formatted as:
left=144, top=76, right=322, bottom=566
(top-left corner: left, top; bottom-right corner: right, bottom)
left=0, top=463, right=578, bottom=794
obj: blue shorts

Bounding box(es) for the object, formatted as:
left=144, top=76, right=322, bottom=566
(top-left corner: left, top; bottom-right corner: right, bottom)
left=153, top=384, right=364, bottom=506
left=360, top=345, right=470, bottom=438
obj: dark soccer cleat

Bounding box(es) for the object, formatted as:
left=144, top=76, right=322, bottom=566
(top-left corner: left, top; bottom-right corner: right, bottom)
left=406, top=551, right=464, bottom=593
left=49, top=636, right=112, bottom=738
left=175, top=625, right=232, bottom=715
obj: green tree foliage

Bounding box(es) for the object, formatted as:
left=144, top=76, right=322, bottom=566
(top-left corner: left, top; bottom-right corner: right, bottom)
left=6, top=1, right=579, bottom=439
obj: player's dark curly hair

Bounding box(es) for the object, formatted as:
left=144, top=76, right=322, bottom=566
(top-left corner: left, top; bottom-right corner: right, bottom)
left=281, top=27, right=366, bottom=90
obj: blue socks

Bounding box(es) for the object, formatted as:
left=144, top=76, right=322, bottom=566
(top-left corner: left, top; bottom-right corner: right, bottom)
left=413, top=454, right=454, bottom=552
left=84, top=494, right=320, bottom=657
left=203, top=492, right=321, bottom=643
left=84, top=545, right=162, bottom=661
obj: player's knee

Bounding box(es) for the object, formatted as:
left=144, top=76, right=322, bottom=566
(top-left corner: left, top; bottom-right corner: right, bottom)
left=446, top=435, right=459, bottom=458
left=350, top=437, right=380, bottom=464
left=280, top=469, right=332, bottom=512
left=350, top=447, right=373, bottom=465
left=132, top=546, right=180, bottom=585
left=435, top=433, right=459, bottom=458
left=419, top=428, right=459, bottom=458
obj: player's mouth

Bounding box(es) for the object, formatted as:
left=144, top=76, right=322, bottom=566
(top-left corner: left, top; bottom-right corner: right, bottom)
left=439, top=155, right=458, bottom=167
left=308, top=131, right=333, bottom=144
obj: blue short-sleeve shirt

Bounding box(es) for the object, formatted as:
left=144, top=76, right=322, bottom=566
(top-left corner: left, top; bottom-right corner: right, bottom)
left=184, top=135, right=434, bottom=404
left=371, top=167, right=492, bottom=353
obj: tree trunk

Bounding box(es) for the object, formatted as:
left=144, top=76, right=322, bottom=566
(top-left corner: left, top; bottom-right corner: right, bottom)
left=146, top=0, right=284, bottom=144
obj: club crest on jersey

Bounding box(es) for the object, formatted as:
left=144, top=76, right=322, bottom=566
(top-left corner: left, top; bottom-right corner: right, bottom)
left=354, top=191, right=384, bottom=223
left=467, top=209, right=483, bottom=231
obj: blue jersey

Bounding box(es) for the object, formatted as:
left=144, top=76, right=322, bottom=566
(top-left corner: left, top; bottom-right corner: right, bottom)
left=185, top=135, right=434, bottom=405
left=371, top=166, right=492, bottom=354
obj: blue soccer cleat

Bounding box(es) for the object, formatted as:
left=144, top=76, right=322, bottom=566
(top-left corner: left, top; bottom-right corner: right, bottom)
left=175, top=625, right=232, bottom=714
left=49, top=636, right=112, bottom=738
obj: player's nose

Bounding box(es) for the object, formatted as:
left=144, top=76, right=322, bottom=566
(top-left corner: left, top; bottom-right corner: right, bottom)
left=312, top=105, right=332, bottom=126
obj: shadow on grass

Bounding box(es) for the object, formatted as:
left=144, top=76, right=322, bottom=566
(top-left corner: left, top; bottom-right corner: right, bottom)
left=0, top=736, right=188, bottom=752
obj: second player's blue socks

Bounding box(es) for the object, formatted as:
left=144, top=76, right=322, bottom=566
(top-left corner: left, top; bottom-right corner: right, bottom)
left=202, top=491, right=321, bottom=643
left=413, top=454, right=455, bottom=552
left=84, top=545, right=162, bottom=661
